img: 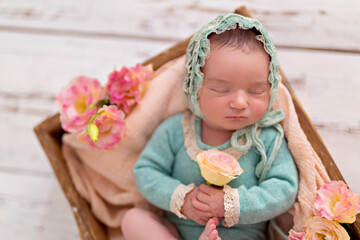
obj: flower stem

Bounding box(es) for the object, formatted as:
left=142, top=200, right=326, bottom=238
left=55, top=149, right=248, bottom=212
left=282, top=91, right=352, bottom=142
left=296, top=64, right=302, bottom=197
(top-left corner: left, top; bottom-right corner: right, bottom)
left=206, top=181, right=223, bottom=189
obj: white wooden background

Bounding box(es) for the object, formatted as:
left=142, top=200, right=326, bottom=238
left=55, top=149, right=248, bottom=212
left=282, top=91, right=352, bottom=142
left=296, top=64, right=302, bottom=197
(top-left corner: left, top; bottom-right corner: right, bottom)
left=0, top=0, right=359, bottom=239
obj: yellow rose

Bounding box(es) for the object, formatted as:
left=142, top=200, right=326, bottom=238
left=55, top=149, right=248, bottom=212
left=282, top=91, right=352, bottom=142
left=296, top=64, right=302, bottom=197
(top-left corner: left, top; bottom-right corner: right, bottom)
left=305, top=216, right=350, bottom=240
left=196, top=149, right=243, bottom=186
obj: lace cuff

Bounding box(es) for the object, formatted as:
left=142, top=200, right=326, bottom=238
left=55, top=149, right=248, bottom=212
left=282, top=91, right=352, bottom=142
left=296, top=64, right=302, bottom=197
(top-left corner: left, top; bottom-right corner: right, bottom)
left=170, top=183, right=195, bottom=219
left=222, top=185, right=240, bottom=227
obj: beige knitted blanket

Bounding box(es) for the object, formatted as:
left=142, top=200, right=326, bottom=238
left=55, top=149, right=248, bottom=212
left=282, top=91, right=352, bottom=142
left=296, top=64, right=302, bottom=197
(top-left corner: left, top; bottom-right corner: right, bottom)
left=62, top=55, right=330, bottom=239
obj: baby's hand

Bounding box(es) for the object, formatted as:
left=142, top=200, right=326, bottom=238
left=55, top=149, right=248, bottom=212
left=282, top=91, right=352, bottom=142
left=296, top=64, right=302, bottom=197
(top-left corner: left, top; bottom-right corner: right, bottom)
left=181, top=186, right=213, bottom=225
left=197, top=184, right=225, bottom=218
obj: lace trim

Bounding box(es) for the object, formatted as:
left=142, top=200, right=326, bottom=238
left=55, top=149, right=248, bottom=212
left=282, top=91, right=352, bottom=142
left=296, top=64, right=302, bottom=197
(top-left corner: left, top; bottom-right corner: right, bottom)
left=170, top=183, right=195, bottom=219
left=182, top=111, right=260, bottom=161
left=222, top=185, right=240, bottom=227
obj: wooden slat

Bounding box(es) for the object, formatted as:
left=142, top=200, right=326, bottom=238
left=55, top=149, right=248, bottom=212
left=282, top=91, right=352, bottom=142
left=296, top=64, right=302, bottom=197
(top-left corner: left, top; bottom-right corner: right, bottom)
left=0, top=31, right=172, bottom=94
left=0, top=173, right=80, bottom=239
left=142, top=37, right=191, bottom=71
left=0, top=0, right=359, bottom=51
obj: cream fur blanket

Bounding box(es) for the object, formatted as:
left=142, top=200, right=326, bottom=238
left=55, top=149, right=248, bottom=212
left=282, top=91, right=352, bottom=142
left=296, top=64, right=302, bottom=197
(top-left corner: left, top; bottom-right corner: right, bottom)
left=62, top=55, right=330, bottom=239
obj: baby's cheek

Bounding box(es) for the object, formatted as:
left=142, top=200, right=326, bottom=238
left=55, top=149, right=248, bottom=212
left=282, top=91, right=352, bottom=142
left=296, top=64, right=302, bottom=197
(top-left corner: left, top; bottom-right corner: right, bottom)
left=252, top=100, right=269, bottom=117
left=201, top=96, right=224, bottom=112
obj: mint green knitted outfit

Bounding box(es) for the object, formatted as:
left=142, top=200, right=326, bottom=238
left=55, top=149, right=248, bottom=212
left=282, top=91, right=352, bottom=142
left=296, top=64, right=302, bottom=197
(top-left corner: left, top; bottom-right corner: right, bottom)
left=134, top=113, right=298, bottom=239
left=134, top=13, right=298, bottom=239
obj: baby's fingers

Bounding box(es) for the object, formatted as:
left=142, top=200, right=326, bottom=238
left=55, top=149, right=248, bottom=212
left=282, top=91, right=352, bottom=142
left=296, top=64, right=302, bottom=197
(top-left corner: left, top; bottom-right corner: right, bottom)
left=199, top=184, right=220, bottom=195
left=193, top=207, right=212, bottom=218
left=197, top=190, right=211, bottom=204
left=192, top=197, right=210, bottom=212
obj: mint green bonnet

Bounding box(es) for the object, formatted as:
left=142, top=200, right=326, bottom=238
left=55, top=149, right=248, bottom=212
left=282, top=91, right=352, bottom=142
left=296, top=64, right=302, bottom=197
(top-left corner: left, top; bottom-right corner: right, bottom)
left=183, top=13, right=285, bottom=183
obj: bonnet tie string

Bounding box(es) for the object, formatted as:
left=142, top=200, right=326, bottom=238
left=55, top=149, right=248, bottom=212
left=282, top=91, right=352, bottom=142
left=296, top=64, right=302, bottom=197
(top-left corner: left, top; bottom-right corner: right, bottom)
left=231, top=110, right=285, bottom=182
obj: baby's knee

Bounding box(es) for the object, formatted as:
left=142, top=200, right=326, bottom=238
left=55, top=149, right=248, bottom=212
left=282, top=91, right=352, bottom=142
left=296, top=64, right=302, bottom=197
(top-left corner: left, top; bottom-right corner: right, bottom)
left=122, top=208, right=144, bottom=226
left=122, top=208, right=146, bottom=237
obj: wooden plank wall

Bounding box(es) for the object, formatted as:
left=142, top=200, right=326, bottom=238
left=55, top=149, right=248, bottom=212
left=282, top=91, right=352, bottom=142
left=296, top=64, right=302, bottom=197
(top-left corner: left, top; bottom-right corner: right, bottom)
left=0, top=0, right=359, bottom=239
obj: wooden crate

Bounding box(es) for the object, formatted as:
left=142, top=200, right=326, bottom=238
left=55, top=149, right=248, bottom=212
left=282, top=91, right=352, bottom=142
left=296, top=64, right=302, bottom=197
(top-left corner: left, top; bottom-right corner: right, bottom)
left=34, top=5, right=360, bottom=240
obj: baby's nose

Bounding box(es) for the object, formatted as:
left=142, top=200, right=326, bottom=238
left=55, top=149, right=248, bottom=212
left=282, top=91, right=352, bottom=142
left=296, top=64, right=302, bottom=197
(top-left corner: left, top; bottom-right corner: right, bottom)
left=230, top=90, right=248, bottom=109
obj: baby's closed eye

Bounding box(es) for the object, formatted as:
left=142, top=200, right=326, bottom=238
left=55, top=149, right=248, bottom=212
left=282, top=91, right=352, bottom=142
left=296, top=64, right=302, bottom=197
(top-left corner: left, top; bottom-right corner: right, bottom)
left=209, top=87, right=230, bottom=93
left=248, top=88, right=267, bottom=94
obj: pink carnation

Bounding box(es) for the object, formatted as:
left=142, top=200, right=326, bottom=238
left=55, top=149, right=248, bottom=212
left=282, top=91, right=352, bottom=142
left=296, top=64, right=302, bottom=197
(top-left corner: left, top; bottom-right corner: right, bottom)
left=313, top=181, right=360, bottom=223
left=288, top=230, right=306, bottom=240
left=84, top=105, right=126, bottom=149
left=106, top=64, right=154, bottom=114
left=56, top=76, right=105, bottom=132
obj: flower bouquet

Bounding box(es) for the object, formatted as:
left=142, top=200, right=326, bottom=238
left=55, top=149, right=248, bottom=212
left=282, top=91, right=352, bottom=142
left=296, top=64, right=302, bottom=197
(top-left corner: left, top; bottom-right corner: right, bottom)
left=289, top=181, right=360, bottom=239
left=56, top=64, right=154, bottom=149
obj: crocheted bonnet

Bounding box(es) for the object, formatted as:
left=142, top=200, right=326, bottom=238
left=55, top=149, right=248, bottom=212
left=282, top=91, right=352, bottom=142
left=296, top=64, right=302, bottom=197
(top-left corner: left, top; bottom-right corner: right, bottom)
left=183, top=13, right=285, bottom=182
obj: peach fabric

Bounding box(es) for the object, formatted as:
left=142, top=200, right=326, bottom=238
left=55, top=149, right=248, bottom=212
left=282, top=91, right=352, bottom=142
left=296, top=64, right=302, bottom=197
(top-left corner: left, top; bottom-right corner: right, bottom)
left=273, top=84, right=330, bottom=233
left=62, top=55, right=329, bottom=239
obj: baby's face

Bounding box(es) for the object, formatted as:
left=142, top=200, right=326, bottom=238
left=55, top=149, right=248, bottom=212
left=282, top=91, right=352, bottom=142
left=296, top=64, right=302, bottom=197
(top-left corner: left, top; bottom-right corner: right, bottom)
left=198, top=44, right=271, bottom=132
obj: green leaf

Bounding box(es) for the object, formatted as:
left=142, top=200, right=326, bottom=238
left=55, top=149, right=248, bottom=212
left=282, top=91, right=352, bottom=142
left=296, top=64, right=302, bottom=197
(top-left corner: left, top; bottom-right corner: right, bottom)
left=86, top=122, right=99, bottom=142
left=88, top=103, right=96, bottom=111
left=97, top=99, right=111, bottom=108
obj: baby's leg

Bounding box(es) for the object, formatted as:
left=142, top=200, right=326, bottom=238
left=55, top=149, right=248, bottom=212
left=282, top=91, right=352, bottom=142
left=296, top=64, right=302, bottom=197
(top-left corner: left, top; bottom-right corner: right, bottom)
left=121, top=207, right=179, bottom=240
left=199, top=217, right=221, bottom=240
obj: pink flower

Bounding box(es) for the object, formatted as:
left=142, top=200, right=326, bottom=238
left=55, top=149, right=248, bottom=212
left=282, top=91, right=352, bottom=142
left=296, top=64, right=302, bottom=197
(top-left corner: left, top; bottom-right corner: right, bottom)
left=84, top=105, right=126, bottom=149
left=288, top=230, right=306, bottom=240
left=305, top=216, right=349, bottom=240
left=106, top=64, right=154, bottom=114
left=56, top=76, right=105, bottom=132
left=313, top=181, right=360, bottom=223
